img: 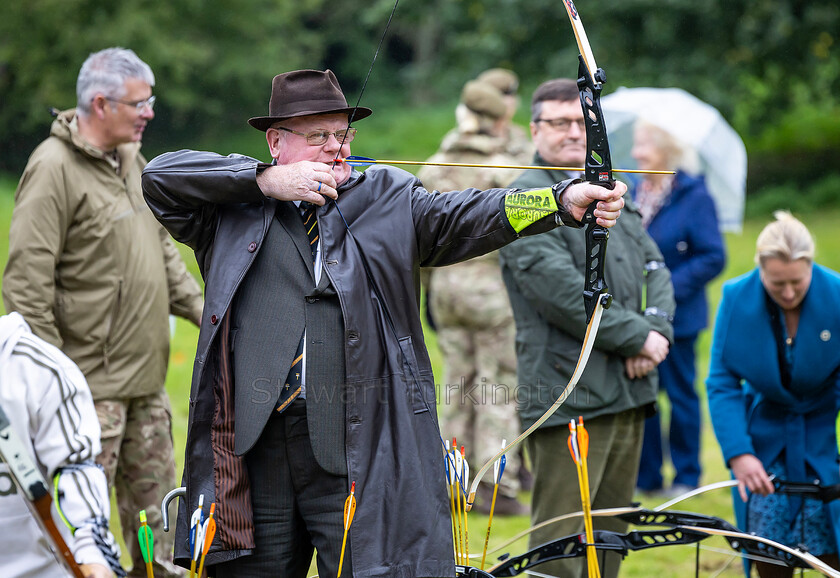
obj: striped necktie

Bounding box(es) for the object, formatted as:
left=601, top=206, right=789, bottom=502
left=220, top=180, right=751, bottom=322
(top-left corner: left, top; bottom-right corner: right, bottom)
left=276, top=203, right=319, bottom=413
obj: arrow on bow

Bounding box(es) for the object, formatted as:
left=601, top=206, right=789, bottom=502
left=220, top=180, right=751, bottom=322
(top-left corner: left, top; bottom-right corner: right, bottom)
left=335, top=156, right=674, bottom=176
left=466, top=0, right=614, bottom=511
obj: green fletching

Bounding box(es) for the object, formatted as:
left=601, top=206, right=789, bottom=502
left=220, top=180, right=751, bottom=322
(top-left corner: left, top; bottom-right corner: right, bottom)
left=138, top=510, right=154, bottom=563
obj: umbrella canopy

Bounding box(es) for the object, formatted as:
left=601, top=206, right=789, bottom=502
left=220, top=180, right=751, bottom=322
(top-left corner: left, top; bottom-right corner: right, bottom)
left=601, top=87, right=747, bottom=232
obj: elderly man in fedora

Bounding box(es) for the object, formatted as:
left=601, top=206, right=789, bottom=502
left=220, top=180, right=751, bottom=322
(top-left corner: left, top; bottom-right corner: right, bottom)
left=142, top=69, right=625, bottom=577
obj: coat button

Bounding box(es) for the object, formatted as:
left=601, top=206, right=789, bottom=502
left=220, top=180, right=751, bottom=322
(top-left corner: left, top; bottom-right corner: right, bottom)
left=306, top=296, right=318, bottom=304
left=248, top=242, right=257, bottom=253
left=210, top=314, right=218, bottom=324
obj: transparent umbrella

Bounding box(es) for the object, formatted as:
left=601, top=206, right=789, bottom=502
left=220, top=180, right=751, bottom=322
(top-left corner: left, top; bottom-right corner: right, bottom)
left=601, top=87, right=747, bottom=232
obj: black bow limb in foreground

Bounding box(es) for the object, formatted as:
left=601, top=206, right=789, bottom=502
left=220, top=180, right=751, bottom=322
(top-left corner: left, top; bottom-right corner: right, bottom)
left=474, top=507, right=840, bottom=577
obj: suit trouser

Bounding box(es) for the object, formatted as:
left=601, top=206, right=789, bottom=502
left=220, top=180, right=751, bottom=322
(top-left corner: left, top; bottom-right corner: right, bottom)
left=637, top=336, right=702, bottom=490
left=527, top=408, right=645, bottom=578
left=214, top=399, right=351, bottom=578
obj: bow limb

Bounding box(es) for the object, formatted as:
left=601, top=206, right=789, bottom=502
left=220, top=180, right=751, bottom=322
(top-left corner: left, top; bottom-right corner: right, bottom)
left=482, top=507, right=840, bottom=577
left=474, top=479, right=733, bottom=558
left=470, top=505, right=641, bottom=561
left=487, top=527, right=710, bottom=577
left=454, top=564, right=495, bottom=578
left=557, top=508, right=838, bottom=576
left=466, top=298, right=606, bottom=509
left=483, top=524, right=840, bottom=578
left=476, top=477, right=836, bottom=560
left=675, top=526, right=840, bottom=577
left=653, top=479, right=739, bottom=511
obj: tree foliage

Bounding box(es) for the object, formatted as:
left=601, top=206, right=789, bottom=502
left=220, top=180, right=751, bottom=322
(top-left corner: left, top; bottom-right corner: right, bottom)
left=1, top=0, right=838, bottom=178
left=0, top=0, right=327, bottom=168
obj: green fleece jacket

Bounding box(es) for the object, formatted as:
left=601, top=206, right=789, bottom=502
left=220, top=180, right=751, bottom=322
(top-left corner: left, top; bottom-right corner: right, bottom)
left=3, top=110, right=203, bottom=400
left=500, top=156, right=675, bottom=428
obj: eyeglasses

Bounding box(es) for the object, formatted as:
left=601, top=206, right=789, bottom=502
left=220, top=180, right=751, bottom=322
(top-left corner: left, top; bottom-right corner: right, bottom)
left=105, top=95, right=156, bottom=112
left=535, top=117, right=586, bottom=132
left=274, top=126, right=357, bottom=146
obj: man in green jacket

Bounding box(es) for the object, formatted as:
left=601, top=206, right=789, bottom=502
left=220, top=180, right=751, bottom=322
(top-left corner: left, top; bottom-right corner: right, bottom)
left=499, top=78, right=676, bottom=578
left=3, top=47, right=203, bottom=577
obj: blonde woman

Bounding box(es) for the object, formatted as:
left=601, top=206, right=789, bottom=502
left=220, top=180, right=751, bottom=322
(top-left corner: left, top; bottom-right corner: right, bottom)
left=707, top=212, right=840, bottom=577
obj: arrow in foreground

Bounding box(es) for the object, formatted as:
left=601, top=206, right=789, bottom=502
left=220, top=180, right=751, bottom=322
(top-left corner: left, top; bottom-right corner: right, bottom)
left=337, top=481, right=357, bottom=577
left=188, top=494, right=204, bottom=578
left=137, top=510, right=155, bottom=578
left=196, top=502, right=217, bottom=578
left=480, top=439, right=507, bottom=570
left=568, top=417, right=601, bottom=578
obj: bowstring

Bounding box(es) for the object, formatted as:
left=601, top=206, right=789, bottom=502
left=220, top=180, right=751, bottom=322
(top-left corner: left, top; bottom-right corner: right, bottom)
left=323, top=0, right=475, bottom=502
left=332, top=0, right=401, bottom=170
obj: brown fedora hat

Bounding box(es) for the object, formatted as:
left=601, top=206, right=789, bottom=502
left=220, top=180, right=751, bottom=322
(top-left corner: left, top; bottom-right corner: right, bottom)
left=248, top=69, right=372, bottom=131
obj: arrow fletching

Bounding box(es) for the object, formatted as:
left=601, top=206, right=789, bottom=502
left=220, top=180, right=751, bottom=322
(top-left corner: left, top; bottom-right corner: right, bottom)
left=341, top=155, right=377, bottom=167
left=493, top=439, right=507, bottom=485
left=343, top=482, right=357, bottom=530
left=193, top=518, right=206, bottom=562
left=497, top=454, right=507, bottom=486
left=189, top=494, right=204, bottom=561
left=567, top=419, right=581, bottom=464
left=196, top=503, right=217, bottom=578
left=137, top=509, right=154, bottom=564
left=202, top=503, right=217, bottom=556
left=460, top=446, right=469, bottom=492
left=577, top=417, right=589, bottom=459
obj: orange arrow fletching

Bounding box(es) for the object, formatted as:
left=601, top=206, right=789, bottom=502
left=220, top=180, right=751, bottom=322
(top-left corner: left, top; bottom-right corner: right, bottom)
left=577, top=417, right=589, bottom=459
left=202, top=503, right=217, bottom=556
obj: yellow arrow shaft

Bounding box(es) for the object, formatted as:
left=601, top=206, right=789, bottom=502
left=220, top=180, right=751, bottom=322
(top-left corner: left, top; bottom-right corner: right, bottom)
left=480, top=484, right=500, bottom=570
left=349, top=158, right=673, bottom=175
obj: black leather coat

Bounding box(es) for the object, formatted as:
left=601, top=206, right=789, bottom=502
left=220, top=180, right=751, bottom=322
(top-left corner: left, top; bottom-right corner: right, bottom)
left=142, top=150, right=573, bottom=576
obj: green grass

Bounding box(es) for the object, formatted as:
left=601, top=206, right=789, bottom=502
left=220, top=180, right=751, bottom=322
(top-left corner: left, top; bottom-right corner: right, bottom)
left=2, top=176, right=838, bottom=576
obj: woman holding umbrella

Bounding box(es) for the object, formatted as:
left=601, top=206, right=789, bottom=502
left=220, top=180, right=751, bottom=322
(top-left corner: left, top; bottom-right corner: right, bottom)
left=707, top=212, right=840, bottom=577
left=630, top=120, right=727, bottom=496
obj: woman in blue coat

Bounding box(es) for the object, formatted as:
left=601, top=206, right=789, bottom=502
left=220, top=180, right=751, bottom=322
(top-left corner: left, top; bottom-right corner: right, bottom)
left=707, top=211, right=840, bottom=577
left=630, top=120, right=727, bottom=494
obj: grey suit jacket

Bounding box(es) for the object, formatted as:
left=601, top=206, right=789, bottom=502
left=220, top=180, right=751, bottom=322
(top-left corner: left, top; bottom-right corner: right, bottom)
left=231, top=200, right=346, bottom=474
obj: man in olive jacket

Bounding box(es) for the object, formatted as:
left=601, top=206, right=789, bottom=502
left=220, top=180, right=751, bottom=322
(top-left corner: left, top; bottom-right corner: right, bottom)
left=499, top=78, right=675, bottom=578
left=3, top=48, right=203, bottom=577
left=141, top=69, right=626, bottom=577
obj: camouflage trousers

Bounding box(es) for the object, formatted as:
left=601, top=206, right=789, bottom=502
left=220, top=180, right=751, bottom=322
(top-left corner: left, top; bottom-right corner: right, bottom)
left=95, top=391, right=184, bottom=577
left=431, top=263, right=523, bottom=498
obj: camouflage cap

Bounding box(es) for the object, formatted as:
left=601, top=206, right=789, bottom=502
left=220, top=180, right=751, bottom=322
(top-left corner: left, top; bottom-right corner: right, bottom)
left=476, top=68, right=519, bottom=95
left=460, top=80, right=506, bottom=119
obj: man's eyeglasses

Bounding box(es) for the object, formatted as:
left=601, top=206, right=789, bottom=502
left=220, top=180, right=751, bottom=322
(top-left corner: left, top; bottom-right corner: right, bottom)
left=105, top=95, right=156, bottom=112
left=535, top=117, right=586, bottom=132
left=274, top=126, right=357, bottom=146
